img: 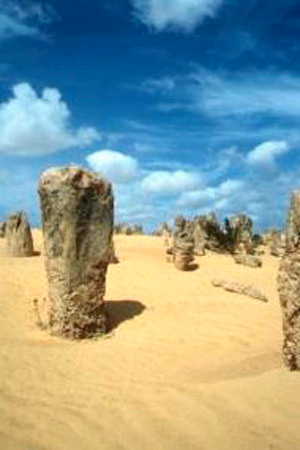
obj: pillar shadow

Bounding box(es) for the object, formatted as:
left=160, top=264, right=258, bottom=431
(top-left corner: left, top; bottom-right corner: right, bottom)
left=186, top=263, right=199, bottom=271
left=105, top=299, right=146, bottom=331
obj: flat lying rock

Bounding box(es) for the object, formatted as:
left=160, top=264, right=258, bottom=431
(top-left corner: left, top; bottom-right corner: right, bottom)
left=212, top=279, right=268, bottom=302
left=234, top=254, right=262, bottom=268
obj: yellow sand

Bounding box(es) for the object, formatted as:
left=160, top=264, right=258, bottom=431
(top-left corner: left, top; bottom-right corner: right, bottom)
left=0, top=231, right=299, bottom=450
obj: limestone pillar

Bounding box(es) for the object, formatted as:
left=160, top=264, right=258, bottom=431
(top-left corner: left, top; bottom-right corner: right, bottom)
left=38, top=166, right=114, bottom=339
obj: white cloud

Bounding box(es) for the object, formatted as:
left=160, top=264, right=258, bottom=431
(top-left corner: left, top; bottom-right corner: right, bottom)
left=141, top=170, right=201, bottom=195
left=177, top=187, right=216, bottom=207
left=86, top=150, right=139, bottom=184
left=0, top=83, right=100, bottom=156
left=0, top=13, right=38, bottom=39
left=146, top=69, right=300, bottom=120
left=177, top=179, right=244, bottom=208
left=141, top=76, right=176, bottom=93
left=132, top=0, right=223, bottom=32
left=218, top=179, right=244, bottom=196
left=0, top=1, right=56, bottom=40
left=247, top=141, right=290, bottom=168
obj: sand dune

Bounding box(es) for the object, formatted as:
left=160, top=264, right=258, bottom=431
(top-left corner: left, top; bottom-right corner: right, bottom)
left=0, top=231, right=299, bottom=450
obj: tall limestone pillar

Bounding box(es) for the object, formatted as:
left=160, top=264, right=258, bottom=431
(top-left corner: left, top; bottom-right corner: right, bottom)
left=278, top=190, right=300, bottom=369
left=38, top=166, right=114, bottom=339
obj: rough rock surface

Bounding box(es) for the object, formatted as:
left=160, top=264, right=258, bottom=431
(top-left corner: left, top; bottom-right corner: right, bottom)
left=5, top=212, right=34, bottom=257
left=38, top=166, right=114, bottom=339
left=202, top=213, right=226, bottom=253
left=172, top=216, right=195, bottom=270
left=0, top=221, right=6, bottom=238
left=225, top=214, right=254, bottom=254
left=193, top=218, right=206, bottom=256
left=109, top=241, right=119, bottom=264
left=234, top=254, right=262, bottom=268
left=278, top=190, right=300, bottom=369
left=212, top=279, right=268, bottom=302
left=270, top=230, right=285, bottom=257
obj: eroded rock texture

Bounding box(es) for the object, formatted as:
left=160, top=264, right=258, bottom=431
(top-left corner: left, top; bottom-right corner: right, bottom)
left=5, top=211, right=34, bottom=256
left=193, top=217, right=206, bottom=256
left=172, top=216, right=195, bottom=270
left=270, top=230, right=285, bottom=257
left=212, top=279, right=268, bottom=302
left=278, top=190, right=300, bottom=369
left=225, top=214, right=254, bottom=255
left=109, top=240, right=119, bottom=264
left=0, top=221, right=6, bottom=238
left=234, top=254, right=262, bottom=268
left=38, top=166, right=114, bottom=339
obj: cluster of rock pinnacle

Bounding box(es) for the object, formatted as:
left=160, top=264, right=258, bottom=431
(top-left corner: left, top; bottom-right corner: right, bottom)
left=1, top=165, right=300, bottom=371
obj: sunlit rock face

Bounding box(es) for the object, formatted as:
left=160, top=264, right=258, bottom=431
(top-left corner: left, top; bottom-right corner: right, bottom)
left=38, top=166, right=114, bottom=339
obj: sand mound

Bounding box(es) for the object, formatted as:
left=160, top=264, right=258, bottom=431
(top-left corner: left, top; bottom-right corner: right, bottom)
left=0, top=232, right=299, bottom=450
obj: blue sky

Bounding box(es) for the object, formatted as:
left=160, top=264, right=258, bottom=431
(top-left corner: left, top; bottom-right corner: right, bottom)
left=1, top=0, right=300, bottom=231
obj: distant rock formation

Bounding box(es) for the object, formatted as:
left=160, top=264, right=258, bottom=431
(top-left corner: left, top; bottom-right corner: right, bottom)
left=234, top=254, right=262, bottom=268
left=172, top=216, right=195, bottom=270
left=0, top=221, right=6, bottom=238
left=5, top=211, right=34, bottom=257
left=38, top=166, right=114, bottom=339
left=114, top=223, right=144, bottom=235
left=225, top=213, right=254, bottom=255
left=278, top=190, right=300, bottom=369
left=212, top=279, right=268, bottom=302
left=270, top=230, right=285, bottom=257
left=193, top=217, right=206, bottom=256
left=161, top=222, right=172, bottom=249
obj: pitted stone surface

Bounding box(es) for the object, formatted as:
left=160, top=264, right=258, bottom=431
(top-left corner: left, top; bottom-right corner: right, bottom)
left=38, top=166, right=114, bottom=339
left=278, top=190, right=300, bottom=369
left=5, top=212, right=34, bottom=257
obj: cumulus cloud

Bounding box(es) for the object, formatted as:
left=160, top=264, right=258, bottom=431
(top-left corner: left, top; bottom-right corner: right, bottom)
left=177, top=179, right=244, bottom=208
left=246, top=141, right=290, bottom=168
left=0, top=83, right=100, bottom=156
left=86, top=150, right=139, bottom=184
left=0, top=0, right=56, bottom=40
left=141, top=170, right=201, bottom=195
left=132, top=0, right=223, bottom=32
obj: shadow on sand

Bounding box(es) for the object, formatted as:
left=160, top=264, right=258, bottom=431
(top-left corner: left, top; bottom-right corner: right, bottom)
left=196, top=351, right=282, bottom=384
left=106, top=299, right=146, bottom=331
left=186, top=263, right=199, bottom=272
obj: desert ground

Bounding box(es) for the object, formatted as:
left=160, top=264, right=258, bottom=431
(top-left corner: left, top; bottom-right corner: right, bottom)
left=0, top=230, right=299, bottom=450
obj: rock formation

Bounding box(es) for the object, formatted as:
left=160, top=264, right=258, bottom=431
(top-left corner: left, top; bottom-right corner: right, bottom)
left=0, top=221, right=6, bottom=238
left=203, top=213, right=226, bottom=252
left=193, top=217, right=206, bottom=256
left=161, top=222, right=172, bottom=249
left=212, top=279, right=268, bottom=302
left=5, top=211, right=34, bottom=257
left=269, top=230, right=285, bottom=257
left=278, top=190, right=300, bottom=369
left=225, top=214, right=254, bottom=254
left=38, top=166, right=114, bottom=339
left=172, top=216, right=195, bottom=270
left=234, top=254, right=262, bottom=268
